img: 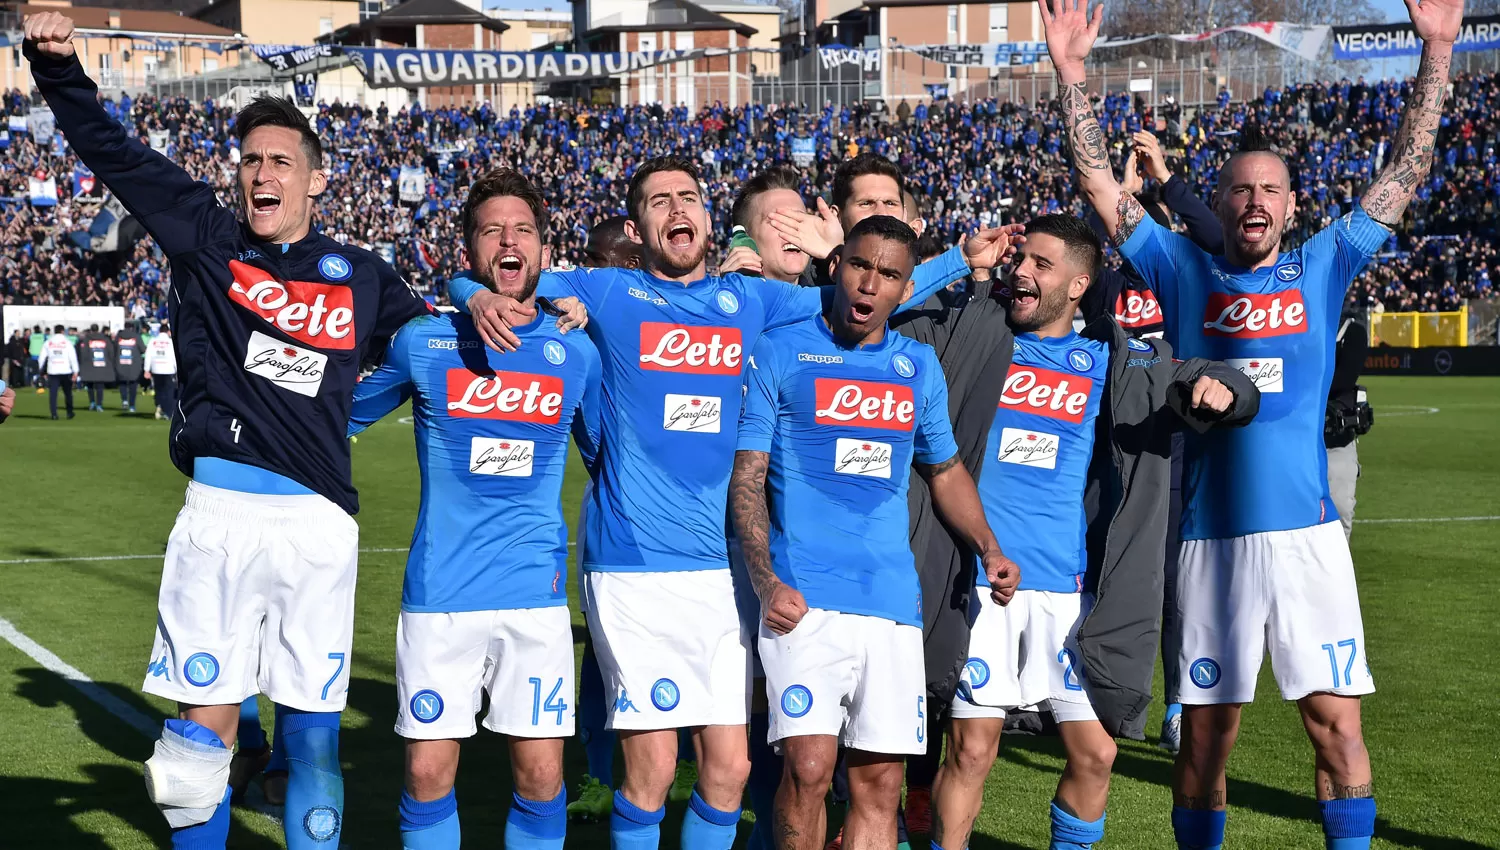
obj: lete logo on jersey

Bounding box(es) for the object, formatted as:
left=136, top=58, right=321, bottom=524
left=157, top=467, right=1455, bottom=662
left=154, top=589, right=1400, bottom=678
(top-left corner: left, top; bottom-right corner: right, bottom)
left=1225, top=357, right=1285, bottom=393
left=639, top=323, right=743, bottom=374
left=227, top=260, right=357, bottom=350
left=1115, top=287, right=1162, bottom=328
left=999, top=366, right=1092, bottom=424
left=1202, top=290, right=1306, bottom=338
left=814, top=379, right=916, bottom=430
left=446, top=370, right=564, bottom=422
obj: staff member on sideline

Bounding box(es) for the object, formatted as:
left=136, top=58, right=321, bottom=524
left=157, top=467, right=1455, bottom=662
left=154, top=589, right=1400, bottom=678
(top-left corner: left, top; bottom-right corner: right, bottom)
left=77, top=323, right=115, bottom=411
left=38, top=324, right=78, bottom=420
left=146, top=324, right=178, bottom=421
left=1326, top=318, right=1371, bottom=540
left=114, top=321, right=144, bottom=412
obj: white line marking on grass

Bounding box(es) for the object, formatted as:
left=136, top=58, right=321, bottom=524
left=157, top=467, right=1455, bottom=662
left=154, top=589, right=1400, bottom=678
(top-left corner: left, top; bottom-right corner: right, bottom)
left=0, top=615, right=160, bottom=737
left=1379, top=405, right=1441, bottom=417
left=1355, top=515, right=1500, bottom=525
left=0, top=544, right=574, bottom=566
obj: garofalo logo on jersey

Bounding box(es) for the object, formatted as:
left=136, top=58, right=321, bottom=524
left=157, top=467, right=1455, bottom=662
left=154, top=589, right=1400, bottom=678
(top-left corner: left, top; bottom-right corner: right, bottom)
left=1201, top=291, right=1306, bottom=337
left=446, top=369, right=564, bottom=422
left=997, top=427, right=1060, bottom=469
left=226, top=260, right=357, bottom=350
left=663, top=393, right=722, bottom=433
left=814, top=379, right=915, bottom=430
left=468, top=437, right=536, bottom=476
left=1226, top=357, right=1286, bottom=392
left=639, top=323, right=743, bottom=374
left=999, top=366, right=1092, bottom=424
left=242, top=330, right=327, bottom=397
left=834, top=438, right=893, bottom=478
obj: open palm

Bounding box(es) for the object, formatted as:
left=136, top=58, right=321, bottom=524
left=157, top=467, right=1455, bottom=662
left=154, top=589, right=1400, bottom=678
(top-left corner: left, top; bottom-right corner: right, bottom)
left=1405, top=0, right=1465, bottom=43
left=1038, top=0, right=1103, bottom=69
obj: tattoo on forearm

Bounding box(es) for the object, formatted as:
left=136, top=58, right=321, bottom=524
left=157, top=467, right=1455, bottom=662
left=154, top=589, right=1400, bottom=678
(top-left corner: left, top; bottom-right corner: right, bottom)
left=918, top=455, right=962, bottom=478
left=729, top=451, right=779, bottom=601
left=1363, top=43, right=1451, bottom=226
left=1114, top=192, right=1147, bottom=247
left=1060, top=81, right=1109, bottom=173
left=1325, top=780, right=1374, bottom=800
left=1174, top=791, right=1225, bottom=810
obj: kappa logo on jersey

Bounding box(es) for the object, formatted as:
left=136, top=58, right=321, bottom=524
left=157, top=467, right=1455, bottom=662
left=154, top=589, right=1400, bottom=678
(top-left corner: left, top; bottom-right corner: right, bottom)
left=183, top=652, right=219, bottom=687
left=663, top=393, right=722, bottom=433
left=651, top=678, right=680, bottom=711
left=639, top=323, right=743, bottom=374
left=997, top=427, right=1060, bottom=469
left=318, top=253, right=353, bottom=281
left=999, top=366, right=1093, bottom=424
left=1275, top=262, right=1303, bottom=282
left=1115, top=288, right=1162, bottom=328
left=446, top=370, right=564, bottom=423
left=1226, top=357, right=1285, bottom=393
left=1202, top=290, right=1307, bottom=338
left=627, top=286, right=668, bottom=306
left=834, top=437, right=893, bottom=478
left=410, top=689, right=445, bottom=722
left=468, top=437, right=536, bottom=476
left=243, top=330, right=328, bottom=397
left=227, top=260, right=357, bottom=350
left=814, top=379, right=916, bottom=430
left=781, top=684, right=813, bottom=718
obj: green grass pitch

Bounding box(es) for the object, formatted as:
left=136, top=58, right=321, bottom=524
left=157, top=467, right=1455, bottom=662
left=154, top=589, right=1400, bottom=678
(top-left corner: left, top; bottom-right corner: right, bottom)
left=1, top=376, right=1496, bottom=849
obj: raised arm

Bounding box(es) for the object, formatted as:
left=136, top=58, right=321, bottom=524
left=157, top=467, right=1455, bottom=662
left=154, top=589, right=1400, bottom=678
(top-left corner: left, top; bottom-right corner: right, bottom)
left=1039, top=0, right=1144, bottom=246
left=1360, top=0, right=1463, bottom=228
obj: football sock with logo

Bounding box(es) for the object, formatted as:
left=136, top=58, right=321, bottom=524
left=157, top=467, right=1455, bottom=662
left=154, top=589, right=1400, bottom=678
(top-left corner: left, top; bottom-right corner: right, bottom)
left=1172, top=807, right=1225, bottom=850
left=610, top=790, right=665, bottom=850
left=507, top=789, right=567, bottom=850
left=1319, top=797, right=1375, bottom=850
left=237, top=697, right=267, bottom=751
left=400, top=788, right=461, bottom=850
left=681, top=789, right=740, bottom=850
left=746, top=712, right=782, bottom=850
left=578, top=643, right=615, bottom=782
left=266, top=703, right=289, bottom=774
left=1049, top=801, right=1105, bottom=850
left=280, top=710, right=344, bottom=850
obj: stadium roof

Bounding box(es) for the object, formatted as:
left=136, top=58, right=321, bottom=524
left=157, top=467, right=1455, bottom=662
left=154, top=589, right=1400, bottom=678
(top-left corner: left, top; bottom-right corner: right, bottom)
left=323, top=0, right=510, bottom=45
left=587, top=0, right=757, bottom=37
left=17, top=3, right=239, bottom=38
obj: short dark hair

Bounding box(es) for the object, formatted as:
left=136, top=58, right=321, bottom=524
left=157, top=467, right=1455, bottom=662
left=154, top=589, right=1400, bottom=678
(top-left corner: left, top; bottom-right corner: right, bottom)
left=844, top=215, right=918, bottom=266
left=235, top=96, right=322, bottom=169
left=913, top=233, right=944, bottom=263
left=53, top=324, right=64, bottom=334
left=832, top=153, right=904, bottom=211
left=1236, top=123, right=1274, bottom=153
left=731, top=165, right=803, bottom=229
left=461, top=168, right=549, bottom=253
left=1025, top=214, right=1102, bottom=283
left=626, top=155, right=701, bottom=222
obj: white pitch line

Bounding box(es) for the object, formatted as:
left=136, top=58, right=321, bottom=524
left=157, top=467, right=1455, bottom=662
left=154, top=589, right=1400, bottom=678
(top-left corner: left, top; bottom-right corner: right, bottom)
left=1355, top=515, right=1500, bottom=525
left=0, top=615, right=160, bottom=737
left=0, top=543, right=574, bottom=566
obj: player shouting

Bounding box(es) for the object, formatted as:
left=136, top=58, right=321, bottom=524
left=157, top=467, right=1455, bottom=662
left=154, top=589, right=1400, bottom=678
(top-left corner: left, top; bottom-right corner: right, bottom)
left=730, top=215, right=1019, bottom=850
left=449, top=156, right=1018, bottom=850
left=22, top=12, right=540, bottom=849
left=929, top=214, right=1258, bottom=850
left=1040, top=0, right=1463, bottom=847
left=348, top=170, right=600, bottom=850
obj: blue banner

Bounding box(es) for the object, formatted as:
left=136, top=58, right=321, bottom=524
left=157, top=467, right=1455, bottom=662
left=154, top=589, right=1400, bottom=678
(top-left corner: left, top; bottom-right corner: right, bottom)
left=342, top=46, right=771, bottom=88
left=1333, top=14, right=1500, bottom=59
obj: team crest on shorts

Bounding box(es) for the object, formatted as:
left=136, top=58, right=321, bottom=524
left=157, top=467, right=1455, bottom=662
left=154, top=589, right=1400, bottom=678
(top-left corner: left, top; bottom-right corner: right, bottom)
left=183, top=652, right=220, bottom=687
left=962, top=657, right=990, bottom=689
left=303, top=805, right=341, bottom=842
left=781, top=684, right=813, bottom=718
left=651, top=678, right=680, bottom=711
left=892, top=354, right=916, bottom=378
left=410, top=689, right=445, bottom=722
left=543, top=339, right=567, bottom=366
left=716, top=289, right=740, bottom=315
left=1189, top=657, right=1221, bottom=689
left=318, top=254, right=353, bottom=281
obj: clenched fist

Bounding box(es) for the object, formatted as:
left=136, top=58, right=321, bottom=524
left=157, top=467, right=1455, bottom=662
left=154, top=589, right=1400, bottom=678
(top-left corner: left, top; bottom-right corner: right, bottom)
left=24, top=11, right=77, bottom=59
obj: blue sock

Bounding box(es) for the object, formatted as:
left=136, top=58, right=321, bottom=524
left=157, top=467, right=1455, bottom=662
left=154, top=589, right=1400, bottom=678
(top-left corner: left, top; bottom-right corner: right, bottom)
left=681, top=789, right=740, bottom=850
left=579, top=643, right=615, bottom=783
left=400, top=788, right=461, bottom=850
left=266, top=703, right=289, bottom=774
left=1165, top=703, right=1183, bottom=721
left=1049, top=801, right=1105, bottom=849
left=507, top=789, right=567, bottom=850
left=1320, top=797, right=1375, bottom=850
left=238, top=697, right=267, bottom=751
left=610, top=790, right=665, bottom=850
left=166, top=721, right=232, bottom=850
left=1171, top=807, right=1226, bottom=850
left=746, top=712, right=782, bottom=850
left=281, top=710, right=344, bottom=850
left=931, top=843, right=947, bottom=850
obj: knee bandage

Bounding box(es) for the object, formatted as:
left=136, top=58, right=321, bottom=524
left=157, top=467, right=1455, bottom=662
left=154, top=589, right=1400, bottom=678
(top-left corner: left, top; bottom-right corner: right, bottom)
left=143, top=720, right=232, bottom=828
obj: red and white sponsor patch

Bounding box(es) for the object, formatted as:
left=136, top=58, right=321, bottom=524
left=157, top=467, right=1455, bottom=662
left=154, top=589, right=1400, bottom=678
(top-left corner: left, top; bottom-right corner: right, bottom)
left=446, top=369, right=564, bottom=423
left=814, top=379, right=915, bottom=430
left=638, top=323, right=743, bottom=374
left=227, top=260, right=357, bottom=350
left=999, top=366, right=1092, bottom=424
left=242, top=330, right=327, bottom=397
left=663, top=393, right=723, bottom=433
left=997, top=427, right=1060, bottom=469
left=1114, top=288, right=1162, bottom=328
left=1201, top=290, right=1306, bottom=338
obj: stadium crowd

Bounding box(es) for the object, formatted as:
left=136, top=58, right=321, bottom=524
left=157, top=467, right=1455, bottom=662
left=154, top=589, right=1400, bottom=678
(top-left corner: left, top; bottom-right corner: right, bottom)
left=2, top=68, right=1498, bottom=317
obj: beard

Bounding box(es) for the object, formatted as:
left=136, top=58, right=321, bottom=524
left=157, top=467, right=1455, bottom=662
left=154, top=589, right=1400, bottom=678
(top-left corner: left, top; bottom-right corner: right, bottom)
left=1230, top=225, right=1283, bottom=267
left=1007, top=284, right=1073, bottom=334
left=475, top=256, right=540, bottom=303
left=651, top=239, right=710, bottom=278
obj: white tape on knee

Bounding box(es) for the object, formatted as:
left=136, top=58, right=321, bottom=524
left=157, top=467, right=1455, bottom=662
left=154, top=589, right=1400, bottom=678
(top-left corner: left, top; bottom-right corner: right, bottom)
left=143, top=726, right=232, bottom=828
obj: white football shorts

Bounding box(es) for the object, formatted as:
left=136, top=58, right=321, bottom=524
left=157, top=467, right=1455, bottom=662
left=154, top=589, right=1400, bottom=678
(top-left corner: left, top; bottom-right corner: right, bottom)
left=951, top=589, right=1098, bottom=724
left=1176, top=520, right=1374, bottom=704
left=394, top=606, right=576, bottom=739
left=726, top=538, right=765, bottom=679
left=142, top=482, right=359, bottom=711
left=583, top=568, right=751, bottom=730
left=760, top=608, right=927, bottom=755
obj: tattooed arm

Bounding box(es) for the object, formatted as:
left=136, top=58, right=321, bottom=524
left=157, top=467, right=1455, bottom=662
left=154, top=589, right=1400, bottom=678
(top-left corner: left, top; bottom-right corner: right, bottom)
left=1360, top=0, right=1462, bottom=227
left=730, top=449, right=808, bottom=635
left=917, top=455, right=1021, bottom=605
left=1039, top=0, right=1146, bottom=246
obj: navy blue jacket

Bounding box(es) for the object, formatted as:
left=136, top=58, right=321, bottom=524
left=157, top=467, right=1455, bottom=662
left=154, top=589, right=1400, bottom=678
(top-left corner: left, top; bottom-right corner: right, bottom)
left=29, top=49, right=429, bottom=513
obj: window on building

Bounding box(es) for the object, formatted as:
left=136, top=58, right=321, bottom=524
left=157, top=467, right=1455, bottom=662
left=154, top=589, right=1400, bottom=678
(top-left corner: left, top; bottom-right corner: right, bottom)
left=319, top=17, right=334, bottom=36
left=988, top=4, right=1008, bottom=41
left=202, top=57, right=218, bottom=73
left=359, top=0, right=383, bottom=21
left=531, top=32, right=550, bottom=49
left=947, top=6, right=959, bottom=41
left=99, top=52, right=113, bottom=72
